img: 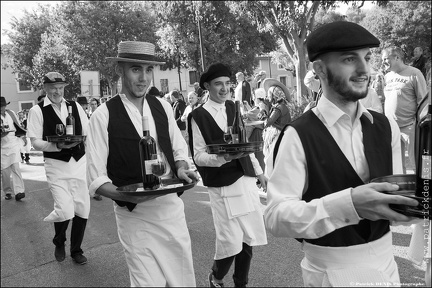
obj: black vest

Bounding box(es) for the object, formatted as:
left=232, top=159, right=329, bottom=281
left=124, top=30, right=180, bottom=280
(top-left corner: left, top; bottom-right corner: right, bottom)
left=106, top=95, right=177, bottom=212
left=188, top=100, right=255, bottom=187
left=274, top=109, right=392, bottom=247
left=39, top=101, right=85, bottom=162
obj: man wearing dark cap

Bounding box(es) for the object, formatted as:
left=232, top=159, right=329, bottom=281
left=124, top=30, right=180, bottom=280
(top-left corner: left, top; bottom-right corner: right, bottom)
left=188, top=62, right=267, bottom=288
left=86, top=41, right=198, bottom=286
left=27, top=72, right=90, bottom=265
left=264, top=21, right=419, bottom=286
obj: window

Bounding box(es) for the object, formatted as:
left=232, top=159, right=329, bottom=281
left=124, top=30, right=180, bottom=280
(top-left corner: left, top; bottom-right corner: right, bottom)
left=279, top=76, right=287, bottom=86
left=16, top=72, right=33, bottom=93
left=160, top=79, right=169, bottom=93
left=18, top=101, right=34, bottom=111
left=189, top=71, right=199, bottom=85
left=278, top=64, right=285, bottom=71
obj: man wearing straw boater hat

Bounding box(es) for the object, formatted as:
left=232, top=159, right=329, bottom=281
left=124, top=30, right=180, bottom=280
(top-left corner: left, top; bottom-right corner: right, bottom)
left=27, top=72, right=90, bottom=265
left=264, top=21, right=420, bottom=286
left=86, top=41, right=198, bottom=287
left=1, top=96, right=26, bottom=201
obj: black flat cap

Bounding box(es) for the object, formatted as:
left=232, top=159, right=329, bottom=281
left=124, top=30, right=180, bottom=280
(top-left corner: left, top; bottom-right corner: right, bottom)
left=306, top=21, right=380, bottom=62
left=199, top=63, right=231, bottom=90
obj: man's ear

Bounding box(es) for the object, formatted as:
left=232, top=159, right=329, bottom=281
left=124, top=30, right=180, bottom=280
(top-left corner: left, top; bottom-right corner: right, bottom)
left=203, top=82, right=210, bottom=90
left=312, top=60, right=326, bottom=80
left=115, top=64, right=123, bottom=77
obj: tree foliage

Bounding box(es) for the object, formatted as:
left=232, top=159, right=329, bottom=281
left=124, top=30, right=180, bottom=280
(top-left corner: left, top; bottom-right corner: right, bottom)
left=151, top=1, right=278, bottom=81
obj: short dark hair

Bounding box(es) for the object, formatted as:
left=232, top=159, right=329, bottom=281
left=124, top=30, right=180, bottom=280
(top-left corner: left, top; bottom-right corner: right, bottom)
left=89, top=97, right=100, bottom=105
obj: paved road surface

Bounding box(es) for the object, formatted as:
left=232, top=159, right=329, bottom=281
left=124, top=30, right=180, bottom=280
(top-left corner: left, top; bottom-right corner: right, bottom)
left=1, top=152, right=427, bottom=287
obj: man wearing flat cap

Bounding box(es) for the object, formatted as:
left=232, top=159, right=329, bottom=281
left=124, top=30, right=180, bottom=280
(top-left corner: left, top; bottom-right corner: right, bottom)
left=86, top=41, right=198, bottom=286
left=1, top=96, right=26, bottom=201
left=188, top=62, right=267, bottom=287
left=264, top=21, right=419, bottom=286
left=27, top=72, right=90, bottom=265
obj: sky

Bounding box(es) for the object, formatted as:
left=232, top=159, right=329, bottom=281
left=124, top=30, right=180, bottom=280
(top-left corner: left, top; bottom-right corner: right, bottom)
left=1, top=1, right=376, bottom=45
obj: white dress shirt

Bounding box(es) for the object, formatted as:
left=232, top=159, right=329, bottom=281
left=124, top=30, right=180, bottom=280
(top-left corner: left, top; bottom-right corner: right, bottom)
left=27, top=96, right=89, bottom=152
left=264, top=95, right=402, bottom=239
left=191, top=99, right=262, bottom=174
left=86, top=94, right=191, bottom=195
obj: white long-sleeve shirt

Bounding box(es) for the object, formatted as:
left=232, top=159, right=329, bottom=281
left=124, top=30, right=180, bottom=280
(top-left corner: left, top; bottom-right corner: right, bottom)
left=190, top=99, right=263, bottom=175
left=264, top=95, right=402, bottom=239
left=27, top=96, right=89, bottom=152
left=86, top=94, right=191, bottom=195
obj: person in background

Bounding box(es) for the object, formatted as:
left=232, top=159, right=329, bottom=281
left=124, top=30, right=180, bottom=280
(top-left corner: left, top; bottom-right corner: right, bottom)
left=180, top=91, right=199, bottom=145
left=171, top=90, right=187, bottom=141
left=87, top=41, right=198, bottom=286
left=265, top=21, right=420, bottom=287
left=188, top=62, right=267, bottom=288
left=235, top=72, right=252, bottom=105
left=382, top=46, right=428, bottom=173
left=27, top=72, right=90, bottom=265
left=229, top=87, right=235, bottom=102
left=88, top=97, right=100, bottom=118
left=18, top=110, right=31, bottom=163
left=1, top=96, right=26, bottom=201
left=253, top=70, right=267, bottom=89
left=372, top=73, right=386, bottom=111
left=411, top=47, right=428, bottom=79
left=163, top=92, right=173, bottom=105
left=194, top=81, right=204, bottom=98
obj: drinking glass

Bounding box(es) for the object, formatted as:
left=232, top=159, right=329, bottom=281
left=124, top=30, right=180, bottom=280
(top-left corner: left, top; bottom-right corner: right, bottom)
left=56, top=124, right=65, bottom=136
left=151, top=154, right=166, bottom=188
left=223, top=126, right=233, bottom=144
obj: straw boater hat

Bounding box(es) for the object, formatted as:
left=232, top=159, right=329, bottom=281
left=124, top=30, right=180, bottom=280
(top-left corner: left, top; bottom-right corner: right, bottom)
left=262, top=78, right=292, bottom=102
left=106, top=41, right=165, bottom=65
left=43, top=72, right=67, bottom=85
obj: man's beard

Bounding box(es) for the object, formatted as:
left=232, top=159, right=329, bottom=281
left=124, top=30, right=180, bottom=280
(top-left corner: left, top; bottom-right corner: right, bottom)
left=327, top=69, right=368, bottom=102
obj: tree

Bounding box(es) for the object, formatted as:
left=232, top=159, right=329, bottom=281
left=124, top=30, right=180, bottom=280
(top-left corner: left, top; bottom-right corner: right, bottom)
left=151, top=1, right=278, bottom=81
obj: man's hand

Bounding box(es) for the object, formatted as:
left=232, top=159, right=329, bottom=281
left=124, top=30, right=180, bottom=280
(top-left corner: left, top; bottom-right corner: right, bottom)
left=223, top=152, right=252, bottom=162
left=257, top=173, right=267, bottom=192
left=351, top=182, right=419, bottom=222
left=177, top=167, right=199, bottom=184
left=56, top=141, right=81, bottom=150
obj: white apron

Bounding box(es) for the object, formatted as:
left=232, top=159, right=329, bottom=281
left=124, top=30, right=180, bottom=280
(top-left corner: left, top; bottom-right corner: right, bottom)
left=114, top=193, right=195, bottom=287
left=208, top=176, right=268, bottom=260
left=44, top=156, right=90, bottom=222
left=300, top=232, right=400, bottom=287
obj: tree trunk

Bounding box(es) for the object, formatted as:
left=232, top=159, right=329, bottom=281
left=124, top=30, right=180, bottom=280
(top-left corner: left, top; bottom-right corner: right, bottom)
left=295, top=47, right=308, bottom=104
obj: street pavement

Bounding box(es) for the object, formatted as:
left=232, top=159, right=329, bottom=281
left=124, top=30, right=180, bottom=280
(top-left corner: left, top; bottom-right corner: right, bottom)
left=1, top=152, right=427, bottom=287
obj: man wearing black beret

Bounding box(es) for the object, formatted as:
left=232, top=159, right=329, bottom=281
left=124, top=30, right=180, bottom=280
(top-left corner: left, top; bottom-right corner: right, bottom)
left=188, top=62, right=267, bottom=287
left=265, top=21, right=419, bottom=286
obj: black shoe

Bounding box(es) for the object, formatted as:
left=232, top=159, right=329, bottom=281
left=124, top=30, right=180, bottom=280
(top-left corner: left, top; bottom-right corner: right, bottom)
left=15, top=193, right=25, bottom=201
left=5, top=194, right=12, bottom=200
left=93, top=195, right=103, bottom=201
left=71, top=254, right=87, bottom=265
left=54, top=245, right=66, bottom=262
left=208, top=272, right=224, bottom=288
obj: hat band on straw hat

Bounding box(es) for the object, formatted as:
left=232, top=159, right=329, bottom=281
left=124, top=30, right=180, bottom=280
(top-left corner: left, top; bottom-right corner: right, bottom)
left=117, top=53, right=160, bottom=62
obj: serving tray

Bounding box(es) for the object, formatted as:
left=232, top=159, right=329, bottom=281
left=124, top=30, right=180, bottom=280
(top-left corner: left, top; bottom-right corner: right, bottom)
left=46, top=135, right=86, bottom=143
left=117, top=178, right=197, bottom=196
left=206, top=141, right=263, bottom=155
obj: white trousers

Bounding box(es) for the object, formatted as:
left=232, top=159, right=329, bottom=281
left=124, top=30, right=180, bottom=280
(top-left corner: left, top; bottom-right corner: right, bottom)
left=300, top=232, right=400, bottom=287
left=1, top=162, right=25, bottom=195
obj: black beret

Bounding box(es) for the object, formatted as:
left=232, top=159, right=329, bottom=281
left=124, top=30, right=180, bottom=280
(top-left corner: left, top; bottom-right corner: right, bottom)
left=199, top=63, right=231, bottom=90
left=306, top=21, right=380, bottom=62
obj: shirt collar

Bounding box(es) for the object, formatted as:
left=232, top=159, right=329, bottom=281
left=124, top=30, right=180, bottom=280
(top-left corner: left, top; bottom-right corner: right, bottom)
left=43, top=96, right=68, bottom=107
left=316, top=95, right=373, bottom=127
left=206, top=99, right=226, bottom=111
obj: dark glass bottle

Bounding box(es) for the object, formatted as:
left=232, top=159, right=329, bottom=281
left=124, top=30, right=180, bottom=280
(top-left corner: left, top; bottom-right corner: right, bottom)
left=416, top=104, right=431, bottom=199
left=231, top=100, right=246, bottom=143
left=139, top=116, right=160, bottom=190
left=66, top=105, right=75, bottom=135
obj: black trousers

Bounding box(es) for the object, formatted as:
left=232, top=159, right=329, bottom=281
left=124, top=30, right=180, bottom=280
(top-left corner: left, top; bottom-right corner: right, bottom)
left=53, top=215, right=87, bottom=257
left=212, top=242, right=253, bottom=287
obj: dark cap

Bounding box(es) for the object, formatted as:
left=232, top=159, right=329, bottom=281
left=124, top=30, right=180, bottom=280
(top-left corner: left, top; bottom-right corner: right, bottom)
left=147, top=86, right=160, bottom=97
left=306, top=21, right=380, bottom=62
left=1, top=96, right=10, bottom=107
left=43, top=72, right=67, bottom=84
left=77, top=96, right=88, bottom=105
left=199, top=63, right=231, bottom=90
